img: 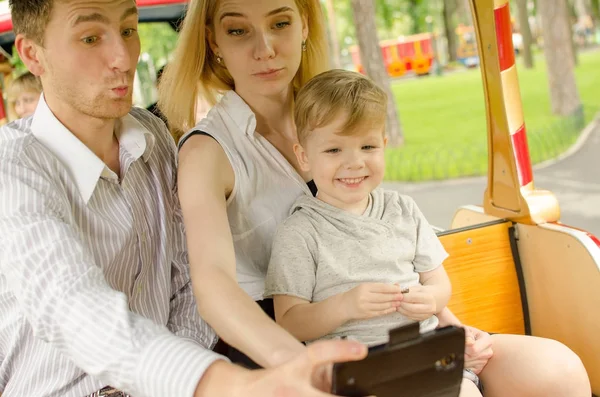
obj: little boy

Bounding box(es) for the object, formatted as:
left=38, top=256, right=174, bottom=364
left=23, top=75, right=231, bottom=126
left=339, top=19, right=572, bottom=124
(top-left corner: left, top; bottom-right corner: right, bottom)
left=7, top=71, right=42, bottom=119
left=264, top=69, right=481, bottom=396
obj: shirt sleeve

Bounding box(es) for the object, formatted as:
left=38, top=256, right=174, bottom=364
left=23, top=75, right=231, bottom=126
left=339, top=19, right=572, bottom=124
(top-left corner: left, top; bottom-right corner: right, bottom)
left=264, top=221, right=317, bottom=301
left=406, top=196, right=449, bottom=273
left=0, top=158, right=224, bottom=397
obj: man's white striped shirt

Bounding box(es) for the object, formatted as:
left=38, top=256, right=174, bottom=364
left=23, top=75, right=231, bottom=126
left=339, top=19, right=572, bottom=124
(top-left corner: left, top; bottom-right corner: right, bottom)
left=0, top=97, right=222, bottom=397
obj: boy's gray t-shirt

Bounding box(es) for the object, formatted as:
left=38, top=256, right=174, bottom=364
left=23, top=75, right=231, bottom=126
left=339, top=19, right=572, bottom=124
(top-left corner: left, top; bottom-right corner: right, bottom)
left=264, top=188, right=449, bottom=346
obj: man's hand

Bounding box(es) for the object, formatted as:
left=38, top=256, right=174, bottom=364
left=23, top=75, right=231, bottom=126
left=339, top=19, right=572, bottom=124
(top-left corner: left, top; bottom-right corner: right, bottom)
left=196, top=340, right=368, bottom=397
left=463, top=326, right=493, bottom=375
left=342, top=283, right=403, bottom=321
left=395, top=285, right=437, bottom=321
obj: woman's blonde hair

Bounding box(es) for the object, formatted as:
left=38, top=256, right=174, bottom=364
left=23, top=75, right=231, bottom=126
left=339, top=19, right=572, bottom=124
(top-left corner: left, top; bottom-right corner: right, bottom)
left=158, top=0, right=329, bottom=139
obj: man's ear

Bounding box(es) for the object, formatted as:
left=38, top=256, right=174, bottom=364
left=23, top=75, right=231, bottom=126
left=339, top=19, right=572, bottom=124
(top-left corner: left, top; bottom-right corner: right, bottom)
left=15, top=34, right=45, bottom=76
left=293, top=143, right=311, bottom=172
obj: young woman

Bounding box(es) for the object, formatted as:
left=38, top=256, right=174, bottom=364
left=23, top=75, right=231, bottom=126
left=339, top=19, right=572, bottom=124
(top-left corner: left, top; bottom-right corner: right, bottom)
left=158, top=0, right=591, bottom=394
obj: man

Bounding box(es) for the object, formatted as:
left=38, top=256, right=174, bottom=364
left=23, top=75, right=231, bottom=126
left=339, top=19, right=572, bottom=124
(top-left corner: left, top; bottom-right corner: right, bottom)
left=0, top=0, right=366, bottom=396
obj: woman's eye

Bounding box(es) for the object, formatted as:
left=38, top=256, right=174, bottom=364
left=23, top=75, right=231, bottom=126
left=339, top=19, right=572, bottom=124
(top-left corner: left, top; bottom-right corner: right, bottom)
left=228, top=29, right=245, bottom=36
left=274, top=21, right=291, bottom=29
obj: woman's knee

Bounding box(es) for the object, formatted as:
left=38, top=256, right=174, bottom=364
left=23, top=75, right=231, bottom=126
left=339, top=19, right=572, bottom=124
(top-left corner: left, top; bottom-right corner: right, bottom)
left=540, top=339, right=590, bottom=395
left=484, top=334, right=590, bottom=396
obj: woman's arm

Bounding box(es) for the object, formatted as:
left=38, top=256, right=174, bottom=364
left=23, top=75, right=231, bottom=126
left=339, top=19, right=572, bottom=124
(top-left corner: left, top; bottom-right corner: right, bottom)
left=178, top=135, right=304, bottom=367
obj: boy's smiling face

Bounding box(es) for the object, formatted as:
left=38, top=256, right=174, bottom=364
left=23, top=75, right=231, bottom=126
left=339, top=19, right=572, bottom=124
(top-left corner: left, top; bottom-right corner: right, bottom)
left=295, top=113, right=387, bottom=214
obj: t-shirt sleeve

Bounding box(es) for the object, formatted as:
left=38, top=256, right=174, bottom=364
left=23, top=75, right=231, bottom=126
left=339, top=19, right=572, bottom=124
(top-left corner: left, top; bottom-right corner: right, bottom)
left=264, top=222, right=317, bottom=301
left=406, top=196, right=449, bottom=273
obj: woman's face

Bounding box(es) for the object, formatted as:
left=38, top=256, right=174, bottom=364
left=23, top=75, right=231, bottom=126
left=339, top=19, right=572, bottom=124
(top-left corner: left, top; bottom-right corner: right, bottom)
left=211, top=0, right=307, bottom=99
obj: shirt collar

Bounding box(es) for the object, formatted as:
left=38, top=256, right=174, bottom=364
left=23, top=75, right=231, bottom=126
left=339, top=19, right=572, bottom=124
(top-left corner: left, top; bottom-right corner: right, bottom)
left=220, top=90, right=257, bottom=137
left=31, top=95, right=156, bottom=204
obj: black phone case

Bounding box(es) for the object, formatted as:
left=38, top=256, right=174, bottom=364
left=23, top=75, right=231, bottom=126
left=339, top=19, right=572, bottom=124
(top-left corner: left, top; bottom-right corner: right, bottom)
left=332, top=324, right=465, bottom=397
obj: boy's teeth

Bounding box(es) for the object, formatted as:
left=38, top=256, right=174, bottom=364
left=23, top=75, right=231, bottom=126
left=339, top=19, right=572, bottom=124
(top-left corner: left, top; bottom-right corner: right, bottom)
left=340, top=177, right=364, bottom=184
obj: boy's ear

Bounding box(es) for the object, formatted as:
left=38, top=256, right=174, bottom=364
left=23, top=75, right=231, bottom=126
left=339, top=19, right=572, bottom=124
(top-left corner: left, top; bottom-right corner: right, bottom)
left=15, top=35, right=45, bottom=76
left=293, top=143, right=311, bottom=172
left=383, top=136, right=388, bottom=147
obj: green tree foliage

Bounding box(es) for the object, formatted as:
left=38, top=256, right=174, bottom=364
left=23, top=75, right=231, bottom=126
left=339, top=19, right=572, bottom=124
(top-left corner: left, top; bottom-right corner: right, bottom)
left=138, top=22, right=179, bottom=70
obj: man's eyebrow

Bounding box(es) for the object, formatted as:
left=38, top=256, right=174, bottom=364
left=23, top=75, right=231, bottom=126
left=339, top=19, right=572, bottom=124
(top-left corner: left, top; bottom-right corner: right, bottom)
left=72, top=7, right=138, bottom=27
left=219, top=6, right=294, bottom=21
left=121, top=7, right=139, bottom=21
left=73, top=13, right=109, bottom=27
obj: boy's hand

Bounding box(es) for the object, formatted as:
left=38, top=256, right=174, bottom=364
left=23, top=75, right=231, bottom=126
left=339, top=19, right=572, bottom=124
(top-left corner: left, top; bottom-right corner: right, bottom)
left=395, top=285, right=436, bottom=321
left=342, top=283, right=403, bottom=321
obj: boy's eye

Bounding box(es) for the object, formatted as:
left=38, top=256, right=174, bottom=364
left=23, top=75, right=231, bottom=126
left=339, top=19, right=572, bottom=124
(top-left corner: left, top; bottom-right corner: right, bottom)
left=362, top=145, right=377, bottom=150
left=325, top=148, right=340, bottom=153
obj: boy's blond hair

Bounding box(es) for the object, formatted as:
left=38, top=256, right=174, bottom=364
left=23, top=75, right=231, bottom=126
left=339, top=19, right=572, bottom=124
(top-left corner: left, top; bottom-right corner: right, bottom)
left=7, top=72, right=42, bottom=103
left=294, top=69, right=387, bottom=144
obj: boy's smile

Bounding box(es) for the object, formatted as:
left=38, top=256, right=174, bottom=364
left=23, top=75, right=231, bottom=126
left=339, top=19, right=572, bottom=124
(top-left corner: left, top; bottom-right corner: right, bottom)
left=295, top=113, right=387, bottom=215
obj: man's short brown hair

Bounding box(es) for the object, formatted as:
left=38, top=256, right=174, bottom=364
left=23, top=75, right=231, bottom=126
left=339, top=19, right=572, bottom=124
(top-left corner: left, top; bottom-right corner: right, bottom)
left=295, top=69, right=388, bottom=144
left=9, top=0, right=55, bottom=45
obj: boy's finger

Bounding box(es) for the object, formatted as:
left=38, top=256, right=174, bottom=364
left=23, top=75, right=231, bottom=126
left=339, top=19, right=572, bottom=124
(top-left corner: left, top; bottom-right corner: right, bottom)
left=369, top=293, right=403, bottom=303
left=369, top=283, right=403, bottom=294
left=398, top=292, right=431, bottom=304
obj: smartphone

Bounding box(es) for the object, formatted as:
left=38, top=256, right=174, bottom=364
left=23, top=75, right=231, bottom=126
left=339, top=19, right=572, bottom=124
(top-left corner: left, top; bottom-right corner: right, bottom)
left=332, top=323, right=465, bottom=397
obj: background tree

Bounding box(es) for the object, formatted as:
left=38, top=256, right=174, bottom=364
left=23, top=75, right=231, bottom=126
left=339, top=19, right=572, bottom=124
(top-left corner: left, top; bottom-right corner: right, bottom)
left=350, top=0, right=404, bottom=146
left=538, top=0, right=582, bottom=116
left=442, top=0, right=459, bottom=62
left=515, top=0, right=535, bottom=68
left=323, top=0, right=342, bottom=69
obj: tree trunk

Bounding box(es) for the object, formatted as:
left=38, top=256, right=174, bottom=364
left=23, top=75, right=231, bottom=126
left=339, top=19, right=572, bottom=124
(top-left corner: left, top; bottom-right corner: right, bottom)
left=324, top=0, right=342, bottom=69
left=592, top=0, right=600, bottom=26
left=458, top=0, right=473, bottom=25
left=443, top=0, right=458, bottom=62
left=516, top=0, right=535, bottom=68
left=351, top=0, right=404, bottom=146
left=538, top=0, right=582, bottom=116
left=566, top=0, right=580, bottom=65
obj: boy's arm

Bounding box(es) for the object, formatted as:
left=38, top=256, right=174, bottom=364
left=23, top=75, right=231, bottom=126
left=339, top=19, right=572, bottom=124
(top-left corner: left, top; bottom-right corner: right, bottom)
left=274, top=281, right=403, bottom=343
left=273, top=294, right=350, bottom=342
left=418, top=265, right=452, bottom=314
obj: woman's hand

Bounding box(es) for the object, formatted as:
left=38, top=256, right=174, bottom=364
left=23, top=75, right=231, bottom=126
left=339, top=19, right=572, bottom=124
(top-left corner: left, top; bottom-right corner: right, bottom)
left=463, top=325, right=493, bottom=375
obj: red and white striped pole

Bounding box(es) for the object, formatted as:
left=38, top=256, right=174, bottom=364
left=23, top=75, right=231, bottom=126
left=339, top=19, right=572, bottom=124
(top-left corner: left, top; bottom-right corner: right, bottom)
left=494, top=0, right=533, bottom=191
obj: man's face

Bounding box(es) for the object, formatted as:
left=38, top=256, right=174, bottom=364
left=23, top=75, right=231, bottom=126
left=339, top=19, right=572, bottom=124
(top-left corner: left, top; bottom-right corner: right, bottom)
left=35, top=0, right=140, bottom=120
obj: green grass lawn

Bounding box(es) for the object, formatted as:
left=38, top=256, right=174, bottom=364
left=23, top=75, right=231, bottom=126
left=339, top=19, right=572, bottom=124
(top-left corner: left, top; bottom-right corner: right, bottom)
left=384, top=49, right=600, bottom=181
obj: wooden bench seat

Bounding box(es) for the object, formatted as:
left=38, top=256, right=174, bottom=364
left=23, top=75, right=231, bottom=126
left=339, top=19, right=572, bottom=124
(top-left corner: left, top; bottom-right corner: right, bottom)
left=438, top=220, right=527, bottom=335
